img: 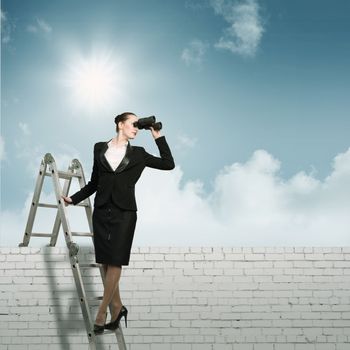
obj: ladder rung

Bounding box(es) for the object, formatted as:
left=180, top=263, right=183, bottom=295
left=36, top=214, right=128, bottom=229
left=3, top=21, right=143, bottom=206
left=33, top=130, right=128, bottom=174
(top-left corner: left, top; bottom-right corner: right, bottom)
left=95, top=329, right=117, bottom=336
left=37, top=201, right=90, bottom=208
left=80, top=263, right=101, bottom=268
left=45, top=171, right=81, bottom=179
left=38, top=202, right=90, bottom=208
left=71, top=232, right=93, bottom=237
left=58, top=171, right=82, bottom=179
left=38, top=203, right=58, bottom=208
left=89, top=296, right=103, bottom=301
left=76, top=202, right=90, bottom=207
left=31, top=233, right=52, bottom=237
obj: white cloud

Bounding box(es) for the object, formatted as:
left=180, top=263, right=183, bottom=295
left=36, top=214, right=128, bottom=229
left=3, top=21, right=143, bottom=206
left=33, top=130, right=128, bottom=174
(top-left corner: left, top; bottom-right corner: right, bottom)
left=13, top=122, right=81, bottom=180
left=26, top=25, right=37, bottom=33
left=2, top=147, right=350, bottom=247
left=181, top=39, right=209, bottom=67
left=36, top=18, right=52, bottom=33
left=211, top=0, right=264, bottom=57
left=1, top=8, right=14, bottom=44
left=14, top=120, right=73, bottom=173
left=135, top=147, right=350, bottom=246
left=175, top=133, right=198, bottom=150
left=27, top=17, right=52, bottom=35
left=19, top=122, right=31, bottom=135
left=14, top=124, right=45, bottom=175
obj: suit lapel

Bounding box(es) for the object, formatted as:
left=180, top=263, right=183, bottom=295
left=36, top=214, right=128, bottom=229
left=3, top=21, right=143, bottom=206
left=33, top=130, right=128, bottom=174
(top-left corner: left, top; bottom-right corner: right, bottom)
left=99, top=140, right=113, bottom=172
left=115, top=141, right=133, bottom=173
left=99, top=139, right=133, bottom=173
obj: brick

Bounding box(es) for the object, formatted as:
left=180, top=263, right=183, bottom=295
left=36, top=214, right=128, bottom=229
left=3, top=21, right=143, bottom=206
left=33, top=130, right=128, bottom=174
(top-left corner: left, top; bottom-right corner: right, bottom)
left=145, top=254, right=164, bottom=261
left=151, top=345, right=171, bottom=350
left=265, top=254, right=285, bottom=260
left=244, top=254, right=265, bottom=261
left=336, top=344, right=350, bottom=350
left=295, top=345, right=316, bottom=350
left=185, top=254, right=204, bottom=261
left=224, top=253, right=245, bottom=260
left=166, top=254, right=185, bottom=261
left=274, top=345, right=294, bottom=350
left=6, top=255, right=26, bottom=262
left=253, top=345, right=274, bottom=350
left=171, top=345, right=191, bottom=350
left=192, top=345, right=212, bottom=350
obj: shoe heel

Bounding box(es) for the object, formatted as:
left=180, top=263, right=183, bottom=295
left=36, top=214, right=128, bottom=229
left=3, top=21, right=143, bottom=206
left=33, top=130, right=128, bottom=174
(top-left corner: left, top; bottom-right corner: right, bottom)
left=124, top=313, right=127, bottom=328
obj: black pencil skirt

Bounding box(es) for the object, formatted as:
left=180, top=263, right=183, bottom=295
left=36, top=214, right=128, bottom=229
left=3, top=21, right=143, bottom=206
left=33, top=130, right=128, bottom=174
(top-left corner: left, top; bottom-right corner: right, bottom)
left=92, top=199, right=137, bottom=267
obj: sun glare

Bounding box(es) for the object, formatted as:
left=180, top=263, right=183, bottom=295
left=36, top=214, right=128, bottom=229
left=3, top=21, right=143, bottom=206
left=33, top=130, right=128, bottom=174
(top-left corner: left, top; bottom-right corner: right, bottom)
left=64, top=51, right=123, bottom=113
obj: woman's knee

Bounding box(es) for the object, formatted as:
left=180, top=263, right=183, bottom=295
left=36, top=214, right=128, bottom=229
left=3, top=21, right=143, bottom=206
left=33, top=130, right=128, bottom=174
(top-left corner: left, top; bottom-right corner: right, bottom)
left=107, top=264, right=122, bottom=269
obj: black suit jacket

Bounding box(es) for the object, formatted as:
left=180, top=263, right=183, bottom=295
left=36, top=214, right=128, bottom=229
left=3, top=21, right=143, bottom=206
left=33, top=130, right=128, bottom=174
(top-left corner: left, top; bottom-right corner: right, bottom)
left=70, top=136, right=175, bottom=210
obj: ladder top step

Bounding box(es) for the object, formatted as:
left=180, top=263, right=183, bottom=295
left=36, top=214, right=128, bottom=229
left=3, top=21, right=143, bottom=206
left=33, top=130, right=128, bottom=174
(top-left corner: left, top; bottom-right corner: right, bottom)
left=58, top=171, right=82, bottom=179
left=45, top=171, right=81, bottom=179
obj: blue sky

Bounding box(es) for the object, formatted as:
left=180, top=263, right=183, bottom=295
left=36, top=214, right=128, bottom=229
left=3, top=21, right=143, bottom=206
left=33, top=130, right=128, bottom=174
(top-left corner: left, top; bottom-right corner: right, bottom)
left=1, top=0, right=350, bottom=246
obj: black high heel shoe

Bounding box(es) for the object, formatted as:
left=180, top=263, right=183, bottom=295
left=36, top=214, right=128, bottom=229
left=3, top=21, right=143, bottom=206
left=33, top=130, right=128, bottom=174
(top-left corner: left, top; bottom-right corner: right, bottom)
left=93, top=312, right=107, bottom=335
left=105, top=306, right=128, bottom=330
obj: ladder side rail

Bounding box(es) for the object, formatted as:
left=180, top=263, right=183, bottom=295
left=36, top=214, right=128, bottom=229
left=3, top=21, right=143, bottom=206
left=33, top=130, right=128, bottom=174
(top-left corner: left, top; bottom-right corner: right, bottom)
left=115, top=327, right=127, bottom=349
left=49, top=164, right=74, bottom=247
left=20, top=159, right=47, bottom=246
left=49, top=210, right=63, bottom=247
left=48, top=159, right=97, bottom=347
left=70, top=252, right=98, bottom=349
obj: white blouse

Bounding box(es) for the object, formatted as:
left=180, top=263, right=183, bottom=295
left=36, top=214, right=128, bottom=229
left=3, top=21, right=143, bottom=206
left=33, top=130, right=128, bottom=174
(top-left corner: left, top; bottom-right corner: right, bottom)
left=104, top=139, right=128, bottom=171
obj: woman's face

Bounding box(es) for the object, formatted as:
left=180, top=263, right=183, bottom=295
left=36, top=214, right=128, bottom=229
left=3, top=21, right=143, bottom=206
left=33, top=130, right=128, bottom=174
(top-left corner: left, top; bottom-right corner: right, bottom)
left=119, top=114, right=139, bottom=139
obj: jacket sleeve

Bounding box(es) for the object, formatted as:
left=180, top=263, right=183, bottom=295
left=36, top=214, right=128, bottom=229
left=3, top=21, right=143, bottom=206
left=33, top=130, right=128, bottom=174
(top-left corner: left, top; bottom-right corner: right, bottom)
left=70, top=143, right=99, bottom=205
left=143, top=136, right=175, bottom=170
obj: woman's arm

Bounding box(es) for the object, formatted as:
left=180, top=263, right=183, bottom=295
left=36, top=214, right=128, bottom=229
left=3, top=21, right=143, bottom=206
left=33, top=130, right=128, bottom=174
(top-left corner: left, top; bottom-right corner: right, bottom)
left=143, top=128, right=175, bottom=170
left=64, top=143, right=99, bottom=205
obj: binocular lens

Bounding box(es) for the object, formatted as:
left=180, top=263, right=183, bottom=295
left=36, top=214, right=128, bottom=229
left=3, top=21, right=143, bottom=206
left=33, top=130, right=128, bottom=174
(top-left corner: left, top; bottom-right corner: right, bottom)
left=133, top=116, right=162, bottom=131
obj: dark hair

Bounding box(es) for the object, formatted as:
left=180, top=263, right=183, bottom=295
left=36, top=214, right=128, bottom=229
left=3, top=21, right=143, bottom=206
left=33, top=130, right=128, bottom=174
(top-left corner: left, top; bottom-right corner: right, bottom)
left=114, top=112, right=136, bottom=132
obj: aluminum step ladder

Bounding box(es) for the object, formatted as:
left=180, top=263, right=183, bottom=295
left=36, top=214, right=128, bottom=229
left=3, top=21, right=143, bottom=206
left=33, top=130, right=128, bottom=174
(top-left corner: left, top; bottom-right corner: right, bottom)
left=19, top=153, right=127, bottom=350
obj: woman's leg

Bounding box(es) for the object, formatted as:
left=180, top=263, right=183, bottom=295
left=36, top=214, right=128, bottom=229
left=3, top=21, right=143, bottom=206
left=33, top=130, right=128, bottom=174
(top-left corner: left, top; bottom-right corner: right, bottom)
left=95, top=265, right=122, bottom=325
left=109, top=280, right=123, bottom=321
left=102, top=264, right=123, bottom=321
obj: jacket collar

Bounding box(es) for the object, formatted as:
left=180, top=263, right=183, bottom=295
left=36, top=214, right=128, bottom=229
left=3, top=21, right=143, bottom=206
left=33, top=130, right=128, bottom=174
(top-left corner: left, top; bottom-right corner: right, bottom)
left=99, top=138, right=133, bottom=173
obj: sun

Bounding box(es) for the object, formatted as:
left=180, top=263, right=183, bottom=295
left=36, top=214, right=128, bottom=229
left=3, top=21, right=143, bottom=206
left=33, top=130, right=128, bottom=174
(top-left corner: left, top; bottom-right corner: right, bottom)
left=64, top=50, right=123, bottom=113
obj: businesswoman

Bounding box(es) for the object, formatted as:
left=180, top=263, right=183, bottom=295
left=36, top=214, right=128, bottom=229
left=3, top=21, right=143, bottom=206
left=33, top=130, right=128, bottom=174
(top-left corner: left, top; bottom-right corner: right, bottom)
left=61, top=112, right=175, bottom=334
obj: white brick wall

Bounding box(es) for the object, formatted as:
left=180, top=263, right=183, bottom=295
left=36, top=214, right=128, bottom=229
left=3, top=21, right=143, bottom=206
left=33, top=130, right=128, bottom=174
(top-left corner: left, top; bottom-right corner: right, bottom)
left=0, top=246, right=350, bottom=350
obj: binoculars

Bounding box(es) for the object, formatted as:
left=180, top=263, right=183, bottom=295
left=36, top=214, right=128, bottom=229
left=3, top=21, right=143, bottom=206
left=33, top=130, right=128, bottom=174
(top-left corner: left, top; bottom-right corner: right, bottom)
left=133, top=116, right=162, bottom=131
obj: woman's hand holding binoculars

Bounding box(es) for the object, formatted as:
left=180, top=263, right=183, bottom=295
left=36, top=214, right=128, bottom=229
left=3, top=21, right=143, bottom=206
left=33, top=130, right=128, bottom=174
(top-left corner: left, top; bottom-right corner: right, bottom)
left=149, top=126, right=161, bottom=139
